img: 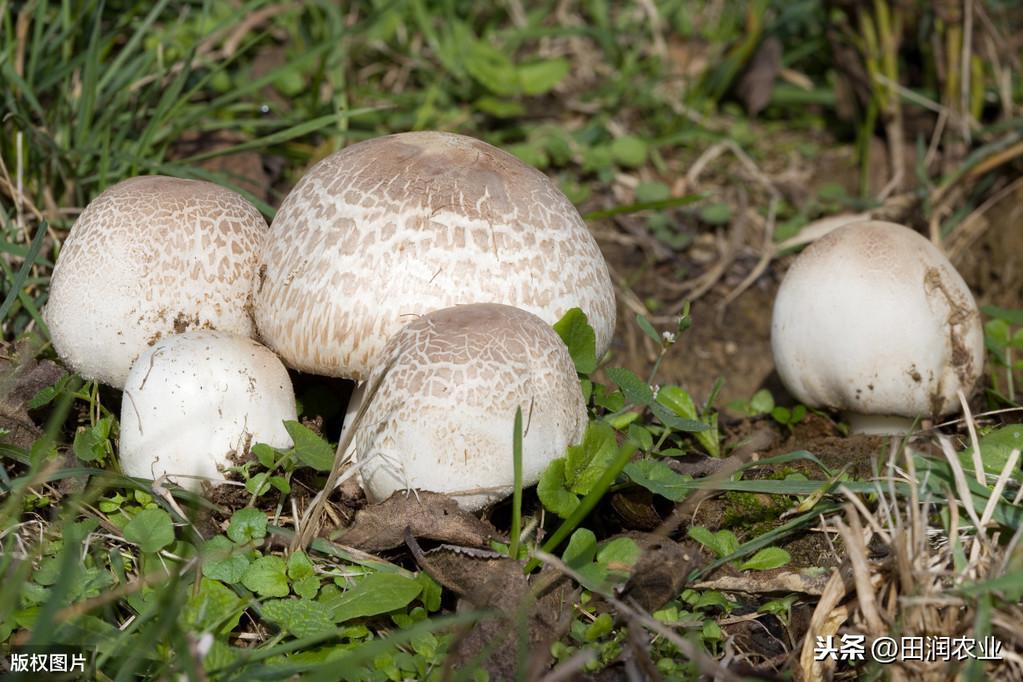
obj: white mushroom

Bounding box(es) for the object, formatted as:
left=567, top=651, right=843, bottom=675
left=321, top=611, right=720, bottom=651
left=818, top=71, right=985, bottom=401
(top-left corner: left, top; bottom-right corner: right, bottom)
left=119, top=330, right=296, bottom=491
left=771, top=221, right=984, bottom=434
left=253, top=130, right=615, bottom=383
left=355, top=303, right=587, bottom=511
left=45, top=176, right=268, bottom=388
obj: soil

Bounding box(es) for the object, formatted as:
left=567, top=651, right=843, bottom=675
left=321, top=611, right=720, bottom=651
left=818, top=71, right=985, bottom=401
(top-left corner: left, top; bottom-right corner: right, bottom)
left=602, top=134, right=1023, bottom=411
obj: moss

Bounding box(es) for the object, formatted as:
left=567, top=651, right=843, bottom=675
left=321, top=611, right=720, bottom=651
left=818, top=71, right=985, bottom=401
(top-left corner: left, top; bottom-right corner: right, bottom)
left=720, top=491, right=792, bottom=538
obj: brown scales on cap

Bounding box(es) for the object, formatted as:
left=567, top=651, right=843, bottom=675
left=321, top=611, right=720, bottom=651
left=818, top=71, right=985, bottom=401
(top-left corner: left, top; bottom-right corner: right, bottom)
left=45, top=176, right=268, bottom=388
left=356, top=303, right=587, bottom=511
left=254, top=131, right=616, bottom=381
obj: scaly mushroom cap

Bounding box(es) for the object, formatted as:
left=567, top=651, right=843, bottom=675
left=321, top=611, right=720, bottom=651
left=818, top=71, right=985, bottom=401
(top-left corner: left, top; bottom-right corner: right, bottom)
left=356, top=303, right=587, bottom=511
left=254, top=131, right=615, bottom=381
left=45, top=176, right=268, bottom=388
left=119, top=330, right=296, bottom=492
left=771, top=221, right=984, bottom=422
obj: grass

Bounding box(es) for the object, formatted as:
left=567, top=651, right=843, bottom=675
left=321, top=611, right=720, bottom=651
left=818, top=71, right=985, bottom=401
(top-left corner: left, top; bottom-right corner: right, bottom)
left=2, top=0, right=1023, bottom=679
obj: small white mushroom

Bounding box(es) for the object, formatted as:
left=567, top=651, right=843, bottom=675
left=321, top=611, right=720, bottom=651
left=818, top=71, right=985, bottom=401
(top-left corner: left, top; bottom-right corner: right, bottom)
left=45, top=176, right=268, bottom=388
left=119, top=330, right=296, bottom=491
left=356, top=303, right=587, bottom=511
left=253, top=131, right=616, bottom=382
left=771, top=221, right=984, bottom=434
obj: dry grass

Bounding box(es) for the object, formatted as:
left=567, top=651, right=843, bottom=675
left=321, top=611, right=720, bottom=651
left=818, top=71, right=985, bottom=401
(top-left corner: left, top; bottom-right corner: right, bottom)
left=799, top=425, right=1023, bottom=681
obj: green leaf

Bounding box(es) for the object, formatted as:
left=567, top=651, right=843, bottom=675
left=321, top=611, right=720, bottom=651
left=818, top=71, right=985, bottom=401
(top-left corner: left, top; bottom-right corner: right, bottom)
left=656, top=384, right=718, bottom=454
left=183, top=578, right=244, bottom=634
left=327, top=573, right=423, bottom=623
left=566, top=421, right=619, bottom=495
left=27, top=374, right=71, bottom=410
left=702, top=620, right=723, bottom=642
left=605, top=367, right=653, bottom=406
left=687, top=526, right=739, bottom=560
left=252, top=443, right=277, bottom=468
left=518, top=58, right=570, bottom=95
left=635, top=314, right=662, bottom=345
left=288, top=550, right=315, bottom=581
left=285, top=421, right=335, bottom=472
left=699, top=203, right=733, bottom=225
left=537, top=459, right=579, bottom=519
left=202, top=535, right=251, bottom=584
left=960, top=424, right=1023, bottom=476
left=648, top=401, right=710, bottom=432
left=416, top=573, right=442, bottom=612
left=610, top=135, right=648, bottom=168
left=749, top=389, right=775, bottom=415
left=657, top=385, right=698, bottom=419
left=760, top=595, right=797, bottom=618
left=738, top=547, right=791, bottom=571
left=634, top=181, right=671, bottom=204
left=246, top=472, right=271, bottom=496
left=625, top=459, right=690, bottom=502
left=585, top=612, right=614, bottom=641
left=464, top=40, right=519, bottom=96
left=227, top=508, right=268, bottom=544
left=293, top=575, right=321, bottom=600
left=553, top=308, right=598, bottom=374
left=475, top=96, right=526, bottom=119
left=72, top=416, right=113, bottom=463
left=242, top=556, right=290, bottom=598
left=123, top=508, right=175, bottom=554
left=626, top=423, right=653, bottom=451
left=261, top=598, right=336, bottom=638
left=596, top=537, right=640, bottom=582
left=562, top=528, right=598, bottom=570
left=982, top=305, right=1023, bottom=326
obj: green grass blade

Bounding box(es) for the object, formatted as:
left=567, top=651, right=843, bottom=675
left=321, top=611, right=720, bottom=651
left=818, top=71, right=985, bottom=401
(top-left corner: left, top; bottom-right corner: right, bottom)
left=525, top=441, right=638, bottom=573
left=0, top=219, right=49, bottom=326
left=510, top=406, right=523, bottom=560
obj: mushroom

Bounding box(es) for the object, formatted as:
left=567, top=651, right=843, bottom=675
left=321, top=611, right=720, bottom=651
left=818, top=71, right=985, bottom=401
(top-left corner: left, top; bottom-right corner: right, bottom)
left=253, top=131, right=616, bottom=384
left=355, top=303, right=587, bottom=511
left=770, top=221, right=984, bottom=434
left=119, top=330, right=296, bottom=492
left=45, top=176, right=268, bottom=388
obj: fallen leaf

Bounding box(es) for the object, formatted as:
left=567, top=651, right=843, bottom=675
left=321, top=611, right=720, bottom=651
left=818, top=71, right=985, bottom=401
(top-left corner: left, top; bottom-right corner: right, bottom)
left=332, top=490, right=499, bottom=552
left=620, top=532, right=702, bottom=612
left=737, top=36, right=782, bottom=116
left=406, top=531, right=578, bottom=680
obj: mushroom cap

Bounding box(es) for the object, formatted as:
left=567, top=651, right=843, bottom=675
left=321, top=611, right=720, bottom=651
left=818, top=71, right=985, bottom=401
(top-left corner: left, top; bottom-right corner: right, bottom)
left=771, top=221, right=984, bottom=419
left=355, top=303, right=587, bottom=511
left=253, top=131, right=615, bottom=381
left=45, top=176, right=268, bottom=388
left=119, top=330, right=296, bottom=492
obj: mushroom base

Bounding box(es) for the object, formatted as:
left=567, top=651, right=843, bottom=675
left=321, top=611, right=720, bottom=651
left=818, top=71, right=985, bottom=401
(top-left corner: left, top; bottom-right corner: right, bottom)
left=844, top=412, right=917, bottom=436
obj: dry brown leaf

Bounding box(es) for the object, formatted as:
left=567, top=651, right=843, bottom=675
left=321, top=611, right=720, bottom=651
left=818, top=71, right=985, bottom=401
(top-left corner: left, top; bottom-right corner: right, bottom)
left=738, top=37, right=783, bottom=116
left=406, top=530, right=577, bottom=680
left=332, top=490, right=499, bottom=552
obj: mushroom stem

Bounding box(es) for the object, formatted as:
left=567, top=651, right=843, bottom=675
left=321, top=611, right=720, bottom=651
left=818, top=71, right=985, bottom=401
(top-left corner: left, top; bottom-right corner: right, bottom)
left=843, top=412, right=916, bottom=436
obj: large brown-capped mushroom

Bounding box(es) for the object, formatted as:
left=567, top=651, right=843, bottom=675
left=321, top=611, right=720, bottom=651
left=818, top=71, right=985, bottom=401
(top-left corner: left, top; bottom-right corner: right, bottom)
left=355, top=303, right=587, bottom=511
left=253, top=131, right=616, bottom=383
left=45, top=176, right=268, bottom=388
left=771, top=221, right=984, bottom=434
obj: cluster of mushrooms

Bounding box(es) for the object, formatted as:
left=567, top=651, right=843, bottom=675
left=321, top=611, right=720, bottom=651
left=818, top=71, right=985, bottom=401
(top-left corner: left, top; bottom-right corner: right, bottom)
left=43, top=130, right=985, bottom=513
